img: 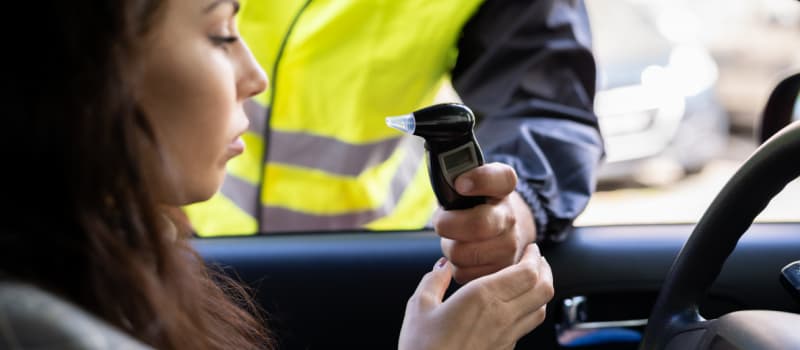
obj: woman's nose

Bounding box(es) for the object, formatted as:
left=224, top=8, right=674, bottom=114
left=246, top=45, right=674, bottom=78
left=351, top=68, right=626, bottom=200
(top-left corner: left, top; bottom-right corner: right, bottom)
left=238, top=41, right=268, bottom=99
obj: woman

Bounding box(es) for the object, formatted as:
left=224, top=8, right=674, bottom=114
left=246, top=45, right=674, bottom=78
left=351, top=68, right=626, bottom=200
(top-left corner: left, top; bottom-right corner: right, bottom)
left=1, top=0, right=552, bottom=349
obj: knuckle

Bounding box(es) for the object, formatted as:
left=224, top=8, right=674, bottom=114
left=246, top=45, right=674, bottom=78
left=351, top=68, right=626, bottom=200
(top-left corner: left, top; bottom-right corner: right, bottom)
left=500, top=229, right=518, bottom=252
left=406, top=294, right=418, bottom=308
left=472, top=283, right=493, bottom=302
left=410, top=273, right=441, bottom=308
left=533, top=307, right=547, bottom=325
left=520, top=262, right=540, bottom=286
left=432, top=209, right=458, bottom=237
left=418, top=291, right=439, bottom=307
left=504, top=168, right=518, bottom=189
left=528, top=243, right=542, bottom=257
left=440, top=239, right=453, bottom=258
left=542, top=281, right=555, bottom=302
left=432, top=214, right=446, bottom=233
left=504, top=207, right=517, bottom=230
left=495, top=238, right=517, bottom=267
left=473, top=213, right=493, bottom=235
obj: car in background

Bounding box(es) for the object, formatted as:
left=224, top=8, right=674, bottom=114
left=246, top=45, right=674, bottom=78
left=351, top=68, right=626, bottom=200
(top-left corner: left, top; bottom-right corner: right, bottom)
left=588, top=0, right=729, bottom=187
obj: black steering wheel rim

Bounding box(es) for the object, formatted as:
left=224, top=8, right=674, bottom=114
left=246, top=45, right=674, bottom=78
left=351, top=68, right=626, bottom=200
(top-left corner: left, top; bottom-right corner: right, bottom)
left=640, top=121, right=800, bottom=349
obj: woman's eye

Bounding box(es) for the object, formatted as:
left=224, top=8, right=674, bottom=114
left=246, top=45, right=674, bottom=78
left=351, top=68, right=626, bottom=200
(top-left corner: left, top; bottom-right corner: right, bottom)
left=210, top=35, right=239, bottom=48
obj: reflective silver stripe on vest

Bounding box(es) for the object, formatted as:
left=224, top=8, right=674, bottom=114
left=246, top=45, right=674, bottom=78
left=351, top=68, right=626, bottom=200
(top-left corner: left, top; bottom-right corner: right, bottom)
left=269, top=132, right=403, bottom=176
left=222, top=136, right=424, bottom=232
left=260, top=137, right=426, bottom=232
left=220, top=174, right=259, bottom=218
left=245, top=99, right=267, bottom=134
left=245, top=99, right=405, bottom=176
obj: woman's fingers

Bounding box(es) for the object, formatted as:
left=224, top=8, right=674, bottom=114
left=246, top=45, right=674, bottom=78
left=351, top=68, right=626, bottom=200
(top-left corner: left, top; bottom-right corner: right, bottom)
left=408, top=257, right=453, bottom=311
left=506, top=254, right=554, bottom=316
left=510, top=305, right=548, bottom=340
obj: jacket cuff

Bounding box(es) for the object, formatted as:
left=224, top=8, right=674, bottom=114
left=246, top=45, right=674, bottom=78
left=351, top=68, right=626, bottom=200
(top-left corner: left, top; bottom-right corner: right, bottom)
left=515, top=180, right=571, bottom=243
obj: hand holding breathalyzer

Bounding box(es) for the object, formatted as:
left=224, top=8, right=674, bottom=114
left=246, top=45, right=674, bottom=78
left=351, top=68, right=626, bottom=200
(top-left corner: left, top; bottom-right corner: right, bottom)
left=391, top=104, right=551, bottom=349
left=387, top=103, right=539, bottom=284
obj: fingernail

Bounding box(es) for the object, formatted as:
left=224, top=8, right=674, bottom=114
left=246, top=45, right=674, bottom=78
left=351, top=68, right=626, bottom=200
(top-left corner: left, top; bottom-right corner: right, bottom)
left=456, top=178, right=474, bottom=193
left=434, top=257, right=448, bottom=270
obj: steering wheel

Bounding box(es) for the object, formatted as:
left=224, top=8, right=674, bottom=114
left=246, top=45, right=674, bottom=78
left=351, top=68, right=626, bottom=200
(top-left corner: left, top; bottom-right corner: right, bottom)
left=640, top=119, right=800, bottom=349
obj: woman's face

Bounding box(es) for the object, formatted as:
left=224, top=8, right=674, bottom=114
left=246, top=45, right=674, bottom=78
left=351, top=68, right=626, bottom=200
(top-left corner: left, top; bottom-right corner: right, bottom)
left=137, top=0, right=267, bottom=205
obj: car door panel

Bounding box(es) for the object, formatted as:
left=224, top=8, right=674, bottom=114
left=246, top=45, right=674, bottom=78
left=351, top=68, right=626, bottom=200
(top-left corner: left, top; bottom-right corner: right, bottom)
left=195, top=223, right=800, bottom=349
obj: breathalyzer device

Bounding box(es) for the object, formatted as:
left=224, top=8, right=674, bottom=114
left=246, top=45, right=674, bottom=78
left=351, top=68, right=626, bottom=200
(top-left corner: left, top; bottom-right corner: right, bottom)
left=386, top=103, right=486, bottom=210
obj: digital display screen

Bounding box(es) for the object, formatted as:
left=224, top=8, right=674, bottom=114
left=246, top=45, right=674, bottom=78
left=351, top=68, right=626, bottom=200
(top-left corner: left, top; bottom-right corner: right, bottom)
left=443, top=148, right=474, bottom=171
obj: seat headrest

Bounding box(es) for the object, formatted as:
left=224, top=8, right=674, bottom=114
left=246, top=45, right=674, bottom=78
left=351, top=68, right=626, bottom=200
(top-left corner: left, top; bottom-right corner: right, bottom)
left=0, top=282, right=152, bottom=349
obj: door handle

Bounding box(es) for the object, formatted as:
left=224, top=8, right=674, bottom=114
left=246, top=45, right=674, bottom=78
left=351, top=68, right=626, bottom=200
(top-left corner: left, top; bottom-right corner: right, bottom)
left=557, top=296, right=646, bottom=347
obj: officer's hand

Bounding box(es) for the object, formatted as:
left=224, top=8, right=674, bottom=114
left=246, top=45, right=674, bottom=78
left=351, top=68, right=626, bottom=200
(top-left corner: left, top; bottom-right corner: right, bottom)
left=433, top=162, right=537, bottom=284
left=399, top=245, right=553, bottom=350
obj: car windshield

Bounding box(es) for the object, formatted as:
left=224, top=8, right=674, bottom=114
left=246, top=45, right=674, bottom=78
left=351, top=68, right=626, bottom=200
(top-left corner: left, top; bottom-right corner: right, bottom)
left=575, top=0, right=800, bottom=227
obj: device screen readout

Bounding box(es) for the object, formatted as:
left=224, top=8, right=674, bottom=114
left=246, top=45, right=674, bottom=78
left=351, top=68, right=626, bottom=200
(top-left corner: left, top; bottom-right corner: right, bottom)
left=443, top=148, right=475, bottom=171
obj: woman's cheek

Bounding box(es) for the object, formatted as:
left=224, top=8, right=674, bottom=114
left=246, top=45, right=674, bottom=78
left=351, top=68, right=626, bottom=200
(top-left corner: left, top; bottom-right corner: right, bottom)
left=195, top=139, right=225, bottom=201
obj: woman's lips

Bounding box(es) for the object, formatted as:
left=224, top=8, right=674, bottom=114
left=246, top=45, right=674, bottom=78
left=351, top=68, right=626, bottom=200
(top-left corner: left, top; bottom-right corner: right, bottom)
left=225, top=136, right=246, bottom=159
left=224, top=117, right=249, bottom=162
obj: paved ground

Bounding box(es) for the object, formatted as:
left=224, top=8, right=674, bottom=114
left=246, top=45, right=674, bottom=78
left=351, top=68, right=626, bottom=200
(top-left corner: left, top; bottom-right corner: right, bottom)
left=577, top=135, right=800, bottom=226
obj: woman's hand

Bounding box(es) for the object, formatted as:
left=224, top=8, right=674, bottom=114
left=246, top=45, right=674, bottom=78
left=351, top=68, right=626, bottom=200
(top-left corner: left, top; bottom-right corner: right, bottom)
left=399, top=244, right=553, bottom=350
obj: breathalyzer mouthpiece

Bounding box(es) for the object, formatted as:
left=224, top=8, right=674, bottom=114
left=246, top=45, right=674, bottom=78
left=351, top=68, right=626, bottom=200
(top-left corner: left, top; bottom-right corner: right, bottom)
left=385, top=103, right=475, bottom=141
left=385, top=114, right=416, bottom=134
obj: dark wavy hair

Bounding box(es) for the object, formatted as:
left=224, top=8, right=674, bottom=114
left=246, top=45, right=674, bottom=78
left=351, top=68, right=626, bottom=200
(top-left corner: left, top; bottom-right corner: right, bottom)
left=1, top=1, right=272, bottom=349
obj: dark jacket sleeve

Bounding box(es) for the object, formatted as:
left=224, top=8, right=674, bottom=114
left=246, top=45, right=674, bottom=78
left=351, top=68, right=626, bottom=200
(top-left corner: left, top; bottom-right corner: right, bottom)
left=451, top=0, right=604, bottom=241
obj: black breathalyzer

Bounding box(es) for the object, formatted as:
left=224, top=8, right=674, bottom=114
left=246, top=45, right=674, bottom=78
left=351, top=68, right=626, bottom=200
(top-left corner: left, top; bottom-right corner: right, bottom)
left=386, top=103, right=486, bottom=210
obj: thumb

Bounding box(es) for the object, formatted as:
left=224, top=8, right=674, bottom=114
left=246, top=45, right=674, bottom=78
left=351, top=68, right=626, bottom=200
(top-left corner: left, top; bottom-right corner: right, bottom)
left=411, top=257, right=453, bottom=309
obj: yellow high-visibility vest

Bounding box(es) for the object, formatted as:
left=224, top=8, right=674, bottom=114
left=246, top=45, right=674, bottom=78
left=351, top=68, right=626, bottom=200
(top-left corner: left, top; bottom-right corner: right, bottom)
left=187, top=0, right=485, bottom=236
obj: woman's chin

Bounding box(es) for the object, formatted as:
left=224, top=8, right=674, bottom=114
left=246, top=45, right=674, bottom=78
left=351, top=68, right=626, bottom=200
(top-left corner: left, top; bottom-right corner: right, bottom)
left=188, top=183, right=223, bottom=205
left=166, top=182, right=223, bottom=206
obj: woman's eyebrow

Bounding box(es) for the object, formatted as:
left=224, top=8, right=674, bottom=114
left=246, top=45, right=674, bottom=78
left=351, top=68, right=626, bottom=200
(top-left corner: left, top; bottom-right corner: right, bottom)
left=204, top=0, right=240, bottom=14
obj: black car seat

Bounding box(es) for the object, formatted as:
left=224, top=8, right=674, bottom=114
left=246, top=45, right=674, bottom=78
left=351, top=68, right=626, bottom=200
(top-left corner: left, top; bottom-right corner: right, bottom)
left=0, top=282, right=152, bottom=349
